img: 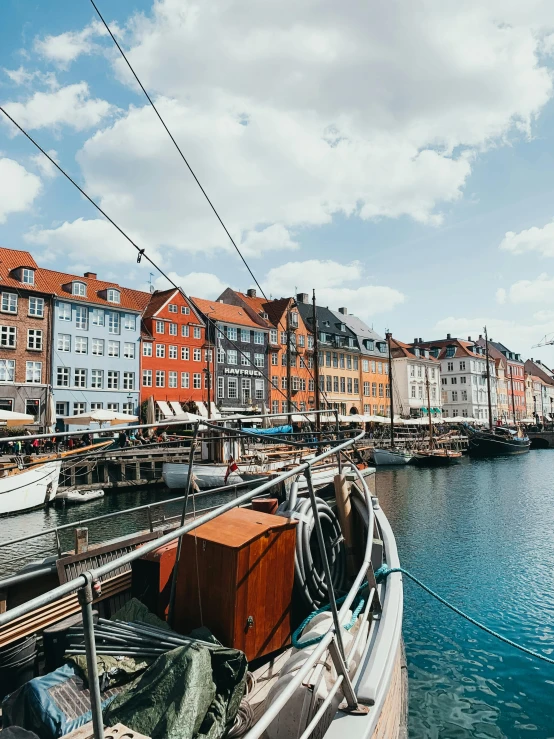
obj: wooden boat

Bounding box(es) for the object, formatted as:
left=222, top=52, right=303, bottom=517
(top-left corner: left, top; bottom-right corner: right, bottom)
left=466, top=425, right=530, bottom=456
left=371, top=447, right=413, bottom=466
left=53, top=489, right=105, bottom=506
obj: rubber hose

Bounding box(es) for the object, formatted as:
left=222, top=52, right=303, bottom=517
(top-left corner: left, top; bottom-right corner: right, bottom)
left=279, top=494, right=347, bottom=610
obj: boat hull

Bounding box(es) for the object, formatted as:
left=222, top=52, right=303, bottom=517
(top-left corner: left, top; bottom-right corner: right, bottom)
left=0, top=460, right=61, bottom=516
left=468, top=436, right=530, bottom=457
left=372, top=448, right=413, bottom=465
left=411, top=451, right=462, bottom=466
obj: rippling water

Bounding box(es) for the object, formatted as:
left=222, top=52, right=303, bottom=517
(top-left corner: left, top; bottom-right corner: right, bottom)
left=377, top=451, right=554, bottom=738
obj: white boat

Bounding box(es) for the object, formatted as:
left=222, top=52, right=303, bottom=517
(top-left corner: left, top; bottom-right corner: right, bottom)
left=54, top=488, right=105, bottom=506
left=0, top=460, right=61, bottom=516
left=372, top=447, right=413, bottom=465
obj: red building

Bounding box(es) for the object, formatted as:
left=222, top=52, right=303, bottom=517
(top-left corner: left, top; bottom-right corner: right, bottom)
left=140, top=288, right=210, bottom=418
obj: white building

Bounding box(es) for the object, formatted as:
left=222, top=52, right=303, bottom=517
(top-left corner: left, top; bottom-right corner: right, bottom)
left=390, top=338, right=442, bottom=418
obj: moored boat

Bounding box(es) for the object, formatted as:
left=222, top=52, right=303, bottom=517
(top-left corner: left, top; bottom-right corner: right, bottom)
left=371, top=447, right=413, bottom=465
left=466, top=425, right=530, bottom=456
left=411, top=448, right=462, bottom=466
left=0, top=459, right=61, bottom=516
left=53, top=488, right=105, bottom=506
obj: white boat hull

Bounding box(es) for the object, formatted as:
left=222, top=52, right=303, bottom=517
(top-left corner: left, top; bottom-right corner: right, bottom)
left=372, top=448, right=412, bottom=466
left=163, top=463, right=258, bottom=490
left=54, top=488, right=105, bottom=505
left=0, top=460, right=61, bottom=516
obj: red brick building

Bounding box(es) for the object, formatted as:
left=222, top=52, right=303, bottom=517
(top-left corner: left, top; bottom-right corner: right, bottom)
left=140, top=288, right=209, bottom=418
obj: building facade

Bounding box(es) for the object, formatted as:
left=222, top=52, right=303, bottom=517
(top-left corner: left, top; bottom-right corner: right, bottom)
left=476, top=338, right=525, bottom=421
left=0, top=248, right=53, bottom=426
left=525, top=359, right=554, bottom=422
left=192, top=298, right=270, bottom=413
left=140, top=288, right=208, bottom=418
left=49, top=270, right=146, bottom=423
left=390, top=338, right=441, bottom=418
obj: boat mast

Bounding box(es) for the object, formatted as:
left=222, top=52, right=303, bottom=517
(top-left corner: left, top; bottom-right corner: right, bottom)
left=509, top=366, right=517, bottom=426
left=483, top=326, right=493, bottom=431
left=386, top=332, right=395, bottom=448
left=425, top=365, right=433, bottom=449
left=286, top=304, right=292, bottom=427
left=312, top=290, right=321, bottom=432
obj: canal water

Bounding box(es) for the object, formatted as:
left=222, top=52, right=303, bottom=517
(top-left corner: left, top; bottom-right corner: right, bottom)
left=1, top=452, right=553, bottom=737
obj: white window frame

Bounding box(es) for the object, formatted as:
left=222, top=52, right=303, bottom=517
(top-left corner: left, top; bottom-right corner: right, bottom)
left=0, top=326, right=16, bottom=348
left=74, top=336, right=87, bottom=354
left=92, top=338, right=104, bottom=356
left=168, top=371, right=177, bottom=388
left=27, top=329, right=43, bottom=351
left=28, top=297, right=44, bottom=317
left=91, top=308, right=105, bottom=326
left=75, top=306, right=88, bottom=330
left=181, top=346, right=189, bottom=361
left=72, top=282, right=86, bottom=297
left=107, top=289, right=120, bottom=304
left=181, top=372, right=189, bottom=389
left=74, top=368, right=87, bottom=388
left=156, top=344, right=165, bottom=358
left=25, top=361, right=42, bottom=383
left=143, top=342, right=153, bottom=357
left=108, top=340, right=120, bottom=357
left=56, top=366, right=70, bottom=387
left=91, top=369, right=104, bottom=389
left=58, top=302, right=71, bottom=321
left=1, top=293, right=17, bottom=314
left=58, top=334, right=71, bottom=352
left=124, top=342, right=135, bottom=359
left=143, top=369, right=153, bottom=387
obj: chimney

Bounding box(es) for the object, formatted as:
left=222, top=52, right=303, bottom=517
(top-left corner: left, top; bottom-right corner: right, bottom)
left=419, top=337, right=422, bottom=343
left=338, top=307, right=347, bottom=315
left=446, top=333, right=451, bottom=340
left=246, top=288, right=256, bottom=298
left=479, top=334, right=483, bottom=340
left=296, top=292, right=309, bottom=304
left=414, top=338, right=418, bottom=344
left=84, top=271, right=97, bottom=279
left=468, top=336, right=471, bottom=341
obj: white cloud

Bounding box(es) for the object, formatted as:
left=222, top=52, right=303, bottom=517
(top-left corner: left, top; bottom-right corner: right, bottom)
left=153, top=271, right=227, bottom=299
left=30, top=150, right=58, bottom=179
left=265, top=259, right=404, bottom=317
left=433, top=316, right=545, bottom=358
left=3, top=67, right=58, bottom=89
left=499, top=220, right=554, bottom=257
left=3, top=83, right=114, bottom=132
left=24, top=217, right=163, bottom=269
left=239, top=225, right=298, bottom=257
left=63, top=0, right=554, bottom=258
left=496, top=288, right=507, bottom=304
left=0, top=158, right=42, bottom=223
left=505, top=273, right=554, bottom=304
left=33, top=20, right=123, bottom=68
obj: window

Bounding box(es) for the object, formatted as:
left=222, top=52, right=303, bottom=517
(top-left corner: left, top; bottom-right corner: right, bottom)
left=460, top=375, right=466, bottom=384
left=461, top=390, right=468, bottom=401
left=26, top=361, right=42, bottom=383
left=165, top=345, right=176, bottom=360
left=272, top=400, right=279, bottom=413
left=181, top=306, right=190, bottom=315
left=1, top=292, right=17, bottom=315
left=55, top=401, right=68, bottom=418
left=75, top=369, right=86, bottom=388
left=364, top=381, right=370, bottom=396
left=372, top=382, right=377, bottom=397
left=255, top=379, right=264, bottom=400
left=281, top=377, right=287, bottom=390
left=241, top=352, right=251, bottom=366
left=25, top=330, right=42, bottom=354
left=379, top=383, right=384, bottom=397
left=91, top=308, right=104, bottom=326
left=193, top=348, right=202, bottom=362
left=57, top=367, right=69, bottom=387
left=181, top=325, right=189, bottom=337
left=451, top=377, right=457, bottom=385
left=155, top=370, right=165, bottom=387
left=143, top=369, right=152, bottom=387
left=460, top=361, right=466, bottom=371
left=169, top=323, right=177, bottom=336
left=333, top=353, right=338, bottom=368
left=156, top=344, right=165, bottom=358
left=156, top=320, right=165, bottom=334
left=74, top=336, right=87, bottom=354
left=332, top=376, right=338, bottom=392
left=107, top=403, right=119, bottom=412
left=442, top=377, right=447, bottom=385
left=298, top=334, right=305, bottom=348
left=0, top=326, right=16, bottom=348
left=346, top=355, right=352, bottom=370
left=308, top=335, right=314, bottom=349
left=109, top=340, right=120, bottom=357
left=411, top=384, right=416, bottom=398
left=194, top=327, right=202, bottom=340
left=181, top=372, right=190, bottom=388
left=167, top=372, right=177, bottom=389
left=74, top=402, right=86, bottom=415
left=451, top=391, right=458, bottom=401
left=271, top=352, right=278, bottom=366
left=123, top=402, right=134, bottom=415
left=92, top=338, right=104, bottom=356
left=193, top=373, right=202, bottom=389
left=72, top=282, right=86, bottom=297
left=354, top=378, right=359, bottom=394
left=107, top=370, right=119, bottom=389
left=28, top=297, right=44, bottom=317
left=241, top=329, right=250, bottom=343
left=227, top=350, right=238, bottom=365
left=123, top=314, right=135, bottom=331
left=447, top=361, right=454, bottom=371
left=270, top=329, right=278, bottom=344
left=182, top=346, right=190, bottom=361
left=123, top=372, right=135, bottom=390
left=325, top=352, right=331, bottom=367
left=228, top=377, right=238, bottom=399
left=58, top=302, right=71, bottom=321
left=168, top=304, right=177, bottom=313
left=20, top=268, right=34, bottom=285
left=91, top=369, right=103, bottom=388
left=75, top=306, right=88, bottom=330
left=105, top=288, right=120, bottom=304
left=340, top=377, right=346, bottom=393
left=254, top=353, right=264, bottom=367
left=253, top=331, right=264, bottom=345
left=347, top=377, right=353, bottom=393
left=280, top=331, right=287, bottom=345
left=340, top=354, right=345, bottom=369
left=58, top=334, right=71, bottom=352
left=108, top=312, right=120, bottom=334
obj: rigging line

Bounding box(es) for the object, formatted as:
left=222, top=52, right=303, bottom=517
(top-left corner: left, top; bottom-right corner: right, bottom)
left=89, top=0, right=266, bottom=301
left=89, top=1, right=333, bottom=410
left=0, top=108, right=313, bottom=422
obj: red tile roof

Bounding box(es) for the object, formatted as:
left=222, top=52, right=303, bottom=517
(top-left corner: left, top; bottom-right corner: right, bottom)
left=191, top=297, right=269, bottom=329
left=390, top=337, right=440, bottom=361
left=234, top=291, right=292, bottom=328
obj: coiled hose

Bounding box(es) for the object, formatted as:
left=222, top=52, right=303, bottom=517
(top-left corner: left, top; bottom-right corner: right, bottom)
left=278, top=485, right=347, bottom=610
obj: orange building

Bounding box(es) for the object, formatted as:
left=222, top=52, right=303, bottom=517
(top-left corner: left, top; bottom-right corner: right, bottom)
left=140, top=288, right=209, bottom=418
left=218, top=288, right=315, bottom=414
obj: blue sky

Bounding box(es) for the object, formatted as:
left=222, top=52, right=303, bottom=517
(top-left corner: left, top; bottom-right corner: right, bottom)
left=2, top=0, right=554, bottom=363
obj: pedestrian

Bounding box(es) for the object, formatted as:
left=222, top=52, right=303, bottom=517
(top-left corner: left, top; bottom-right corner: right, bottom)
left=32, top=438, right=40, bottom=455
left=118, top=430, right=127, bottom=448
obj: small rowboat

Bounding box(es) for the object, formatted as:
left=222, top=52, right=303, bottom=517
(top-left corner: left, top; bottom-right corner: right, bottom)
left=53, top=489, right=105, bottom=506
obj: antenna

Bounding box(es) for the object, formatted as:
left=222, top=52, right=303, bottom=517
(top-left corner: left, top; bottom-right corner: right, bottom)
left=149, top=273, right=155, bottom=293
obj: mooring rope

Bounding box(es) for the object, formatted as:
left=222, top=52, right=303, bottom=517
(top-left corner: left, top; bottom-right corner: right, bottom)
left=375, top=564, right=554, bottom=665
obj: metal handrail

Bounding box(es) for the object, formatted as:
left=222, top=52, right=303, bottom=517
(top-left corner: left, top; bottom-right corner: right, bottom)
left=0, top=429, right=370, bottom=739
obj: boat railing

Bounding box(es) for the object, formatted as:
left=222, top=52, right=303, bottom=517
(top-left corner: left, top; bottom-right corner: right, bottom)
left=0, top=430, right=378, bottom=739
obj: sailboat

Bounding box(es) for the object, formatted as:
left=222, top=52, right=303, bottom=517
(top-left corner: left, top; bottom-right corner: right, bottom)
left=371, top=332, right=413, bottom=465
left=412, top=367, right=462, bottom=466
left=466, top=327, right=530, bottom=457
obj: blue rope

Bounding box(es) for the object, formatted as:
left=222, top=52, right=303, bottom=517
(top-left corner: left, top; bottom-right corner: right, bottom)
left=374, top=564, right=554, bottom=666
left=292, top=584, right=367, bottom=649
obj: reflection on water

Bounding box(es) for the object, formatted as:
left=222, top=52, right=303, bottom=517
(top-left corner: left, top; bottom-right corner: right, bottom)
left=377, top=452, right=554, bottom=738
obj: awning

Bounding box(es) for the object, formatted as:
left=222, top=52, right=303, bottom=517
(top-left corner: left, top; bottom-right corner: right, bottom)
left=194, top=402, right=208, bottom=417
left=169, top=401, right=183, bottom=416
left=156, top=401, right=174, bottom=419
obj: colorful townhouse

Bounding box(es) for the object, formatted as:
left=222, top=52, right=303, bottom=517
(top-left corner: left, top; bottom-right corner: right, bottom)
left=191, top=297, right=270, bottom=413
left=389, top=338, right=441, bottom=418
left=0, top=248, right=54, bottom=426
left=416, top=335, right=495, bottom=421
left=524, top=358, right=554, bottom=422
left=48, top=269, right=147, bottom=423
left=140, top=288, right=208, bottom=419
left=476, top=337, right=525, bottom=421
left=218, top=288, right=315, bottom=415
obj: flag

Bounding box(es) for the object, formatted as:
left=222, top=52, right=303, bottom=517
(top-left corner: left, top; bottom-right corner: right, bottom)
left=224, top=457, right=239, bottom=483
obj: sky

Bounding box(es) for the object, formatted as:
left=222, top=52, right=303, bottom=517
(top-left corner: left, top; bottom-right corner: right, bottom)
left=2, top=1, right=554, bottom=363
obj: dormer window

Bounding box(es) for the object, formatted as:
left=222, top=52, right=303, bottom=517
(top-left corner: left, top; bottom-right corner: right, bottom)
left=424, top=350, right=429, bottom=359
left=72, top=281, right=86, bottom=297
left=22, top=268, right=34, bottom=285
left=340, top=323, right=346, bottom=332
left=107, top=289, right=120, bottom=304
left=262, top=312, right=269, bottom=320
left=446, top=346, right=455, bottom=358
left=365, top=339, right=374, bottom=351
left=414, top=347, right=420, bottom=357
left=290, top=312, right=298, bottom=328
